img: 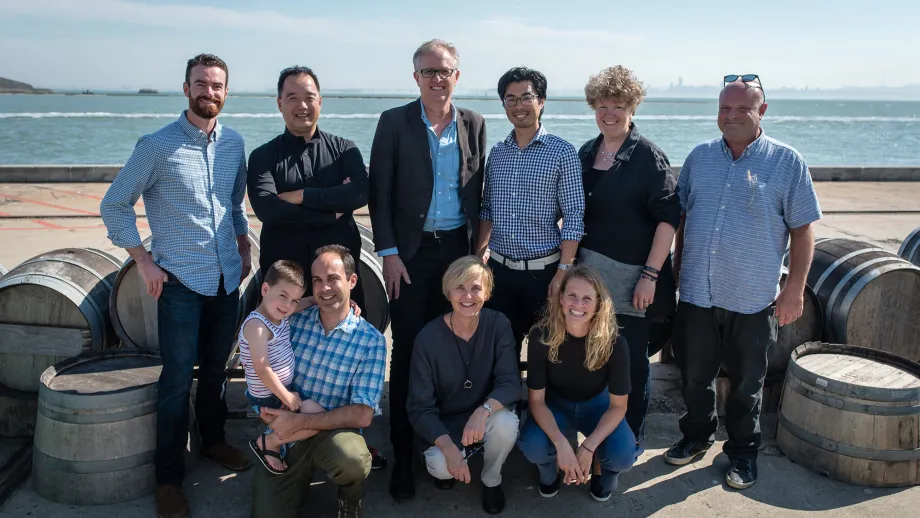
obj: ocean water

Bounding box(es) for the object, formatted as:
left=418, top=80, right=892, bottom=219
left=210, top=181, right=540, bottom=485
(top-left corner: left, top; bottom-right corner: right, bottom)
left=1, top=94, right=919, bottom=165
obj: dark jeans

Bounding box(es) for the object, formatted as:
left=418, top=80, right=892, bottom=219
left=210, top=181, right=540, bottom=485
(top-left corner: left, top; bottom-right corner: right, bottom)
left=388, top=229, right=468, bottom=459
left=156, top=273, right=239, bottom=485
left=674, top=301, right=777, bottom=459
left=485, top=257, right=558, bottom=359
left=518, top=390, right=636, bottom=491
left=618, top=315, right=651, bottom=443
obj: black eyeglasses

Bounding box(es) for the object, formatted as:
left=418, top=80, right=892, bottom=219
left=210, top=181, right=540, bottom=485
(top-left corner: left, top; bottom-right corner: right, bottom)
left=418, top=68, right=456, bottom=79
left=502, top=94, right=539, bottom=108
left=723, top=74, right=765, bottom=100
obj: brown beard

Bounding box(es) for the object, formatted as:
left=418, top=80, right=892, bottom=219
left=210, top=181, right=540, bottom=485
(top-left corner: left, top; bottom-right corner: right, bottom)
left=188, top=95, right=224, bottom=119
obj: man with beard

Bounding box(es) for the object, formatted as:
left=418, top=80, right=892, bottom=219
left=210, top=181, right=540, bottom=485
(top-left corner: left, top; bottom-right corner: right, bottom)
left=475, top=67, right=584, bottom=357
left=252, top=245, right=387, bottom=518
left=101, top=53, right=252, bottom=518
left=368, top=38, right=487, bottom=500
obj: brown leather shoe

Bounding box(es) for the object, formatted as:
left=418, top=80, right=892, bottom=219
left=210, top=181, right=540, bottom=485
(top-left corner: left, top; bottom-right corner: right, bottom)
left=201, top=442, right=252, bottom=471
left=155, top=484, right=189, bottom=518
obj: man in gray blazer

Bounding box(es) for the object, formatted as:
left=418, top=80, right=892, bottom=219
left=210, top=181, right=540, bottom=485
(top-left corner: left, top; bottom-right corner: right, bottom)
left=368, top=38, right=487, bottom=501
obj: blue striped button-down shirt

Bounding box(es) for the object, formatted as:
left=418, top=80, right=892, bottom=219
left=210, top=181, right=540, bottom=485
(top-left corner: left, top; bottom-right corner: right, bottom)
left=677, top=132, right=822, bottom=314
left=480, top=125, right=585, bottom=260
left=289, top=306, right=387, bottom=415
left=101, top=112, right=249, bottom=295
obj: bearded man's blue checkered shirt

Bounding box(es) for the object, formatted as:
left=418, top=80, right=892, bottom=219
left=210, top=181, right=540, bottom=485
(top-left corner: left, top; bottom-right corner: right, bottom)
left=480, top=124, right=585, bottom=260
left=289, top=306, right=387, bottom=415
left=100, top=111, right=249, bottom=295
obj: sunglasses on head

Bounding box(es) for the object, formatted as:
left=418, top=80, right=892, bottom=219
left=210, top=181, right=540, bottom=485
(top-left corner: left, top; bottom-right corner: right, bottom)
left=723, top=74, right=765, bottom=99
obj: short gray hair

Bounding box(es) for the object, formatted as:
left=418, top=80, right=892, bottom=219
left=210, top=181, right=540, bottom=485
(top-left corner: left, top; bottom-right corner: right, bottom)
left=412, top=39, right=460, bottom=70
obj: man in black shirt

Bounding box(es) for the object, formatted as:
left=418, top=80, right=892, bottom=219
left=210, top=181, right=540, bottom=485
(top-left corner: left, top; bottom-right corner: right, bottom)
left=247, top=66, right=368, bottom=311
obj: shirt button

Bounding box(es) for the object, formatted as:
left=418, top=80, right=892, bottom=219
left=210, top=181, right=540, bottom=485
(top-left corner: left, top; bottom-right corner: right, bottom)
left=712, top=250, right=716, bottom=254
left=588, top=192, right=592, bottom=196
left=721, top=206, right=725, bottom=210
left=715, top=227, right=719, bottom=231
left=726, top=184, right=731, bottom=187
left=419, top=214, right=424, bottom=218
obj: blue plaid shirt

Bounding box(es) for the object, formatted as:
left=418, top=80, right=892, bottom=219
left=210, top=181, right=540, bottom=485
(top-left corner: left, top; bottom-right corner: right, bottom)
left=288, top=306, right=387, bottom=415
left=480, top=125, right=585, bottom=260
left=677, top=131, right=822, bottom=314
left=100, top=111, right=249, bottom=296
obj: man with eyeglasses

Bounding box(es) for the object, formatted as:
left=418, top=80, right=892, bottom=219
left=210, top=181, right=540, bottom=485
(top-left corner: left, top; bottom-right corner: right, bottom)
left=368, top=39, right=487, bottom=501
left=475, top=66, right=584, bottom=357
left=666, top=75, right=821, bottom=489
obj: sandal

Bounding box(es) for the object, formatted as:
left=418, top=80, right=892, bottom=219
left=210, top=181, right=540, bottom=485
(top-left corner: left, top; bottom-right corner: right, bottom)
left=249, top=434, right=287, bottom=475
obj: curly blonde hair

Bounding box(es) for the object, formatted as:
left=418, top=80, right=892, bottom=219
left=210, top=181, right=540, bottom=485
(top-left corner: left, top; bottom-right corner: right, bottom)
left=532, top=265, right=618, bottom=372
left=584, top=65, right=647, bottom=112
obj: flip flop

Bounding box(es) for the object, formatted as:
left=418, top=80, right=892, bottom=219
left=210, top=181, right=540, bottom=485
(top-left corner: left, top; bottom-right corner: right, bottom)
left=248, top=434, right=287, bottom=475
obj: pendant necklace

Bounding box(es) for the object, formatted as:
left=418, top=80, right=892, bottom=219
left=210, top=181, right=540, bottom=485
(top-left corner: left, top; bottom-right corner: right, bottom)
left=450, top=312, right=475, bottom=389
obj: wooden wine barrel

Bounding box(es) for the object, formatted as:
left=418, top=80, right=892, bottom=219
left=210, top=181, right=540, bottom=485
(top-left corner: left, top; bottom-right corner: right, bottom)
left=807, top=239, right=920, bottom=362
left=109, top=228, right=262, bottom=351
left=776, top=342, right=920, bottom=487
left=356, top=223, right=390, bottom=333
left=898, top=226, right=920, bottom=267
left=32, top=350, right=200, bottom=505
left=770, top=269, right=824, bottom=375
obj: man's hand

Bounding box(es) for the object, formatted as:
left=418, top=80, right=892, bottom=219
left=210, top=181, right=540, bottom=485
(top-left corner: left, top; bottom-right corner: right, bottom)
left=442, top=442, right=472, bottom=483
left=632, top=276, right=656, bottom=310
left=461, top=407, right=488, bottom=446
left=237, top=234, right=252, bottom=282
left=548, top=269, right=566, bottom=298
left=277, top=190, right=304, bottom=204
left=137, top=254, right=169, bottom=300
left=382, top=255, right=411, bottom=300
left=774, top=286, right=804, bottom=326
left=261, top=407, right=307, bottom=442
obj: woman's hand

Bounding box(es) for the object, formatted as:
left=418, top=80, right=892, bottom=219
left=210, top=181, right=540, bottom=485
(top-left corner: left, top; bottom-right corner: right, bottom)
left=461, top=407, right=488, bottom=446
left=575, top=443, right=595, bottom=480
left=443, top=443, right=472, bottom=483
left=632, top=276, right=656, bottom=310
left=554, top=439, right=587, bottom=485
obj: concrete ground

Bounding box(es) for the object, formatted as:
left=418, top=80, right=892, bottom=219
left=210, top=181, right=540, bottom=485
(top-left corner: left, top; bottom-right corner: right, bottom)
left=1, top=181, right=919, bottom=516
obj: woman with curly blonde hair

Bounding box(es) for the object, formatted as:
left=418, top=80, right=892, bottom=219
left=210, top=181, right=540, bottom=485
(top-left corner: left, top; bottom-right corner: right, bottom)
left=517, top=265, right=635, bottom=503
left=577, top=65, right=681, bottom=448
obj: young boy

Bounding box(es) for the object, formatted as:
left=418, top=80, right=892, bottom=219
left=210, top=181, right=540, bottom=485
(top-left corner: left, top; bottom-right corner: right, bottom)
left=240, top=260, right=325, bottom=474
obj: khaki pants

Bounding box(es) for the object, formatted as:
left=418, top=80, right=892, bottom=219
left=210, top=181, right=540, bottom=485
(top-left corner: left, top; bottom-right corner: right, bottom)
left=423, top=409, right=520, bottom=487
left=252, top=429, right=370, bottom=518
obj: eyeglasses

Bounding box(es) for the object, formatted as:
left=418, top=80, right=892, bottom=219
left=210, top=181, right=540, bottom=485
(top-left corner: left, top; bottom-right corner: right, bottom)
left=502, top=94, right=539, bottom=108
left=417, top=68, right=456, bottom=79
left=724, top=74, right=766, bottom=100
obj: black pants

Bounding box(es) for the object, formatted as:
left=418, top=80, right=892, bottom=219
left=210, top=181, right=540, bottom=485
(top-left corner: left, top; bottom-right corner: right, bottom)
left=674, top=301, right=777, bottom=459
left=388, top=229, right=468, bottom=459
left=618, top=314, right=651, bottom=443
left=485, top=257, right=558, bottom=359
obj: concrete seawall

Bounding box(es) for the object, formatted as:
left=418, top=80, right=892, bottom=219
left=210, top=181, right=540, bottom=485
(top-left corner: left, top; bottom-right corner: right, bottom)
left=2, top=164, right=920, bottom=182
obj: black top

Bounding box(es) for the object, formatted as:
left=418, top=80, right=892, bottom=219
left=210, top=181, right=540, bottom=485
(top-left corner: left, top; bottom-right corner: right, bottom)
left=526, top=327, right=630, bottom=402
left=578, top=124, right=681, bottom=318
left=407, top=309, right=522, bottom=445
left=247, top=128, right=369, bottom=274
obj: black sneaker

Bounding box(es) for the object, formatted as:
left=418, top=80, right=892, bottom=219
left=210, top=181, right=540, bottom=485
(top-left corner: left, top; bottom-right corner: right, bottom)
left=482, top=484, right=506, bottom=515
left=725, top=458, right=758, bottom=489
left=388, top=459, right=415, bottom=500
left=433, top=476, right=456, bottom=490
left=538, top=472, right=561, bottom=498
left=589, top=475, right=611, bottom=502
left=368, top=446, right=387, bottom=470
left=664, top=438, right=714, bottom=466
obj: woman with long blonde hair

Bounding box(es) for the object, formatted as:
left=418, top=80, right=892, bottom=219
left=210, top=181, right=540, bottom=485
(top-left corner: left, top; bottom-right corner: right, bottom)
left=517, top=265, right=635, bottom=503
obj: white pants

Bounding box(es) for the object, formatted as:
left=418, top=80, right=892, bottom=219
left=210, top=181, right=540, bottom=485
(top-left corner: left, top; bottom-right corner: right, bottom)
left=423, top=408, right=519, bottom=488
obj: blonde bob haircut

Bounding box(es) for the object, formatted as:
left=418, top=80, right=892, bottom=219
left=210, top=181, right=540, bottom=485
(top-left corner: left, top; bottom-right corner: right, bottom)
left=532, top=265, right=618, bottom=372
left=441, top=255, right=493, bottom=301
left=584, top=65, right=647, bottom=113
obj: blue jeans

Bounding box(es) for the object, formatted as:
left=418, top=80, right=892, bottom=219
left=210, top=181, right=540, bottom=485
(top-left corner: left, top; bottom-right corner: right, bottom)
left=156, top=273, right=239, bottom=485
left=518, top=390, right=637, bottom=492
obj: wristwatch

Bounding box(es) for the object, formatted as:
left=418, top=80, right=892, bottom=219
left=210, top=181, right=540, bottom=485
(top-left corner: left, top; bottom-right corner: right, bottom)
left=482, top=402, right=493, bottom=417
left=558, top=263, right=573, bottom=271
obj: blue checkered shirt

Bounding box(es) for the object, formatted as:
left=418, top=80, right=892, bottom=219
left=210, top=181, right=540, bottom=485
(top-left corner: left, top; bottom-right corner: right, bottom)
left=677, top=132, right=822, bottom=314
left=100, top=111, right=249, bottom=296
left=288, top=306, right=387, bottom=415
left=480, top=125, right=585, bottom=260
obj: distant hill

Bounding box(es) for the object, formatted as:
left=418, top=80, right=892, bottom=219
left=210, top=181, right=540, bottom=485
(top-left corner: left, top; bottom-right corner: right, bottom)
left=0, top=77, right=52, bottom=94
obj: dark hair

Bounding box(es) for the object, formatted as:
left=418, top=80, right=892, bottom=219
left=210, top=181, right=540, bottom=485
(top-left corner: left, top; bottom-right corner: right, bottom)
left=314, top=245, right=356, bottom=277
left=277, top=66, right=321, bottom=97
left=497, top=66, right=547, bottom=101
left=264, top=260, right=305, bottom=288
left=185, top=53, right=229, bottom=86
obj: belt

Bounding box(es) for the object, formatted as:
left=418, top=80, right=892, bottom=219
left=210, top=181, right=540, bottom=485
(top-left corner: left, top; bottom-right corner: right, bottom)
left=490, top=250, right=561, bottom=271
left=422, top=227, right=464, bottom=240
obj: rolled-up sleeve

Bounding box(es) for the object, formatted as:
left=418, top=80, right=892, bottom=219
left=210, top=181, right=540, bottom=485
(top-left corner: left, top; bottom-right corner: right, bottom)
left=232, top=147, right=249, bottom=236
left=557, top=145, right=585, bottom=241
left=407, top=337, right=451, bottom=444
left=647, top=150, right=682, bottom=230
left=783, top=153, right=823, bottom=229
left=350, top=333, right=387, bottom=415
left=486, top=314, right=522, bottom=408
left=100, top=136, right=159, bottom=248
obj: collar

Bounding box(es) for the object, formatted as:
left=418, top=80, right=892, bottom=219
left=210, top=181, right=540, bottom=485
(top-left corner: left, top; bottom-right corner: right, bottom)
left=419, top=98, right=457, bottom=127
left=502, top=123, right=548, bottom=149
left=178, top=110, right=222, bottom=142
left=282, top=126, right=322, bottom=146
left=581, top=123, right=641, bottom=163
left=309, top=305, right=359, bottom=336
left=721, top=128, right=766, bottom=161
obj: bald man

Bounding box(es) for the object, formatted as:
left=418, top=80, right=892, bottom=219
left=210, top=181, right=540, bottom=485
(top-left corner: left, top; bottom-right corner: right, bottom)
left=666, top=76, right=822, bottom=489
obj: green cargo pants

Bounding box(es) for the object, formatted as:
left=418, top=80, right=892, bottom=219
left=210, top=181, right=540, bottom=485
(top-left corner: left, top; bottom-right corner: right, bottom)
left=251, top=429, right=371, bottom=518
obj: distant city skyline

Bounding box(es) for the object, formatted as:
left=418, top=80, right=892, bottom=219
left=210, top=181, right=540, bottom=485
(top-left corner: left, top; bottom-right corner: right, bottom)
left=2, top=0, right=920, bottom=99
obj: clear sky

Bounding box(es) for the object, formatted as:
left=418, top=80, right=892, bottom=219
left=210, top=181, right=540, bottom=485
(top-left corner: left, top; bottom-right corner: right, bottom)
left=1, top=0, right=918, bottom=94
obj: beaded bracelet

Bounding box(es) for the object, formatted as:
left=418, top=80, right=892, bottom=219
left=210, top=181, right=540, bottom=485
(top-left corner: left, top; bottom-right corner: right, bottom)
left=640, top=272, right=658, bottom=282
